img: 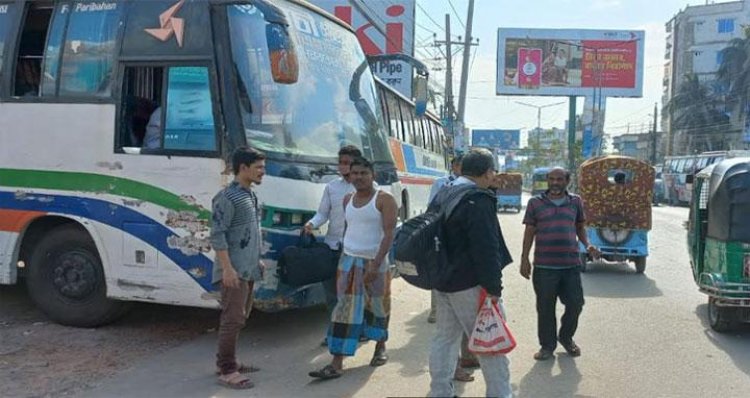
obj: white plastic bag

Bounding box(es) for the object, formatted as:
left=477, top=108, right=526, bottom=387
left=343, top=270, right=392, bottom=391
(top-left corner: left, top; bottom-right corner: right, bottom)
left=468, top=297, right=516, bottom=355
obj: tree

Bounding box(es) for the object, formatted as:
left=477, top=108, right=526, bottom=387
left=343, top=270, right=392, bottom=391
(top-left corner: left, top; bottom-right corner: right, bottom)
left=665, top=74, right=731, bottom=153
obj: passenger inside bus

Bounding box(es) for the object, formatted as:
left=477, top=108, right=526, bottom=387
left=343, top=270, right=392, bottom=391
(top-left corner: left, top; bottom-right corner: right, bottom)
left=143, top=107, right=162, bottom=149
left=614, top=172, right=626, bottom=185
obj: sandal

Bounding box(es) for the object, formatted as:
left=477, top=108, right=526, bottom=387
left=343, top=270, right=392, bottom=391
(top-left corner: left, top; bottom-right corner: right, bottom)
left=561, top=341, right=581, bottom=357
left=453, top=367, right=475, bottom=382
left=369, top=347, right=388, bottom=367
left=533, top=350, right=554, bottom=361
left=215, top=363, right=260, bottom=376
left=309, top=364, right=342, bottom=380
left=217, top=371, right=254, bottom=390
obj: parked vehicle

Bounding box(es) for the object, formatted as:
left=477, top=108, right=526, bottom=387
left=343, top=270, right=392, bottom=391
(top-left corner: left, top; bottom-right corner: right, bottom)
left=577, top=156, right=654, bottom=273
left=531, top=167, right=551, bottom=196
left=687, top=158, right=750, bottom=332
left=494, top=172, right=522, bottom=212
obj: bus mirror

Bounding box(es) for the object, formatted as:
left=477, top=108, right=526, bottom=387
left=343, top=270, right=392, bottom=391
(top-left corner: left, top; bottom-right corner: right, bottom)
left=266, top=23, right=298, bottom=84
left=414, top=75, right=428, bottom=116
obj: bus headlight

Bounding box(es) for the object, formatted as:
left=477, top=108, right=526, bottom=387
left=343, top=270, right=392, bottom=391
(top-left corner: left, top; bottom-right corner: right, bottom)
left=598, top=228, right=630, bottom=244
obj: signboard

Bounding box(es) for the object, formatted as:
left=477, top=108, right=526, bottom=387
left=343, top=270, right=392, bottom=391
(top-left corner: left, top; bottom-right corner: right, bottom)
left=496, top=28, right=644, bottom=97
left=471, top=129, right=521, bottom=150
left=311, top=0, right=415, bottom=98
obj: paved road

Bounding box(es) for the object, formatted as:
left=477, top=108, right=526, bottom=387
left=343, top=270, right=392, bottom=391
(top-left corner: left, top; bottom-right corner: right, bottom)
left=76, top=202, right=750, bottom=398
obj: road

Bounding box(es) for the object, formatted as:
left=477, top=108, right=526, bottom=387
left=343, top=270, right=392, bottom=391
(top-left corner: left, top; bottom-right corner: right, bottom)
left=2, top=202, right=749, bottom=397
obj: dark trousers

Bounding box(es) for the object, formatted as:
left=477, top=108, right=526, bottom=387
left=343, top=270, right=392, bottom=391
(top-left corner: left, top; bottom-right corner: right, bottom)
left=216, top=280, right=254, bottom=375
left=323, top=250, right=343, bottom=318
left=532, top=267, right=584, bottom=352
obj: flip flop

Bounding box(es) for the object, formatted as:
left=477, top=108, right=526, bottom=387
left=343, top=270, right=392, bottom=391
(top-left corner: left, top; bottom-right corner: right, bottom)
left=215, top=363, right=260, bottom=376
left=369, top=347, right=388, bottom=367
left=217, top=371, right=254, bottom=390
left=309, top=364, right=342, bottom=380
left=533, top=350, right=554, bottom=361
left=454, top=367, right=475, bottom=382
left=561, top=342, right=581, bottom=357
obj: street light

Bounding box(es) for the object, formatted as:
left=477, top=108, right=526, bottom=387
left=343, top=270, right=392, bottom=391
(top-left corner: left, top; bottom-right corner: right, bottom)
left=515, top=101, right=565, bottom=150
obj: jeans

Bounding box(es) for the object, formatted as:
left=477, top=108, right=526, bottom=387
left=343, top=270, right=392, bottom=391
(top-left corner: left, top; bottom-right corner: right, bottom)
left=216, top=280, right=254, bottom=375
left=532, top=267, right=584, bottom=352
left=429, top=286, right=512, bottom=398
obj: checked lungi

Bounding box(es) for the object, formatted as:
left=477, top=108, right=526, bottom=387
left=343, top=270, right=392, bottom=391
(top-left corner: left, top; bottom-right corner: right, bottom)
left=327, top=253, right=391, bottom=356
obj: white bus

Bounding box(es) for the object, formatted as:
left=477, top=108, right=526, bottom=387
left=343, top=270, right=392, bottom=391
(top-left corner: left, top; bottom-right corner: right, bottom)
left=374, top=77, right=448, bottom=220
left=0, top=0, right=412, bottom=326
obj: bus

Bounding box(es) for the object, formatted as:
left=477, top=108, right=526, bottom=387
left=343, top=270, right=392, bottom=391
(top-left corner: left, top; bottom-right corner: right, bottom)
left=374, top=78, right=448, bottom=220
left=0, top=0, right=413, bottom=326
left=663, top=152, right=728, bottom=205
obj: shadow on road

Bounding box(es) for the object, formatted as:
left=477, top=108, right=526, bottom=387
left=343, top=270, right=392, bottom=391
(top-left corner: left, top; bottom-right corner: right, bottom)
left=581, top=264, right=662, bottom=299
left=517, top=355, right=587, bottom=398
left=694, top=304, right=750, bottom=378
left=387, top=309, right=433, bottom=380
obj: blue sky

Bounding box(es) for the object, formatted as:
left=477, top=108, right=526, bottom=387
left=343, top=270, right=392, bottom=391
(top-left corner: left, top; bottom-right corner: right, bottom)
left=415, top=0, right=733, bottom=141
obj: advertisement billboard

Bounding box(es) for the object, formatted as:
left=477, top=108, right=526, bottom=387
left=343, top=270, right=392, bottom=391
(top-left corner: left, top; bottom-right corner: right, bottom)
left=311, top=0, right=415, bottom=98
left=496, top=28, right=645, bottom=97
left=471, top=129, right=521, bottom=150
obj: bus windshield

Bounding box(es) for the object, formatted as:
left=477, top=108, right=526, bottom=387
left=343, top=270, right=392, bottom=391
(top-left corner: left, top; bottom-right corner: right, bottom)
left=227, top=3, right=392, bottom=164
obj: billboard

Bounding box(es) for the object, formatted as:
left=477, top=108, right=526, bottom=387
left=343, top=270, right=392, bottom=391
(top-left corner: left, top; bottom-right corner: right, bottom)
left=496, top=28, right=645, bottom=97
left=311, top=0, right=415, bottom=98
left=471, top=129, right=521, bottom=150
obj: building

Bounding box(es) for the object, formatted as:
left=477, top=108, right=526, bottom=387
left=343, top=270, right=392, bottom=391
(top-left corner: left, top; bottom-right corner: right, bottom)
left=527, top=127, right=567, bottom=150
left=663, top=0, right=749, bottom=154
left=612, top=133, right=663, bottom=164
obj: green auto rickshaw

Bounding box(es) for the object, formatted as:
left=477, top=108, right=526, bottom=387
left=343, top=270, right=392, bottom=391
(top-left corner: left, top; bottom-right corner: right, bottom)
left=688, top=157, right=750, bottom=332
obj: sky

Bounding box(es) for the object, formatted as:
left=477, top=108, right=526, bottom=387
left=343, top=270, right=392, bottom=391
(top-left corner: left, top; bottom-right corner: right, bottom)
left=414, top=0, right=736, bottom=142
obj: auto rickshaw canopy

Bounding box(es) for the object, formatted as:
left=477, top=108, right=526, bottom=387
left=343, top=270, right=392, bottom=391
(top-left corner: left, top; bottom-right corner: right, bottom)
left=578, top=155, right=655, bottom=230
left=494, top=172, right=523, bottom=195
left=705, top=158, right=750, bottom=243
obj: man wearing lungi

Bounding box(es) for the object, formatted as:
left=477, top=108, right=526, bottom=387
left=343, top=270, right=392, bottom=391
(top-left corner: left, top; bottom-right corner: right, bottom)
left=309, top=156, right=398, bottom=380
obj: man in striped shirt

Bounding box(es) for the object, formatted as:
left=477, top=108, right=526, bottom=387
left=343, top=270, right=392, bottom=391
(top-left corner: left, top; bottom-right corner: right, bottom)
left=520, top=167, right=600, bottom=361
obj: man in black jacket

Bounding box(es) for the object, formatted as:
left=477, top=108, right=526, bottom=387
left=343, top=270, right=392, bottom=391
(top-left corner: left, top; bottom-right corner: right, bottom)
left=428, top=149, right=513, bottom=398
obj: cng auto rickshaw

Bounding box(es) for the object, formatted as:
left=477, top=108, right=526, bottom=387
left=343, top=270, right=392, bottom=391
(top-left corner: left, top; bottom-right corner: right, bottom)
left=688, top=158, right=750, bottom=332
left=578, top=156, right=654, bottom=273
left=494, top=172, right=523, bottom=212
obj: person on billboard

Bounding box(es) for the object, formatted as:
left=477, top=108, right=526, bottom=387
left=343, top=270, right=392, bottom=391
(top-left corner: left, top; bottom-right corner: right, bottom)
left=542, top=46, right=568, bottom=85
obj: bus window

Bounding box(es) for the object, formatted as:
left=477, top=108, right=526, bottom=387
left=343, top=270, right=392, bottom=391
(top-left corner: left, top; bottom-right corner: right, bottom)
left=0, top=3, right=17, bottom=83
left=13, top=2, right=53, bottom=97
left=378, top=87, right=392, bottom=137
left=163, top=67, right=216, bottom=151
left=120, top=66, right=162, bottom=148
left=57, top=2, right=120, bottom=97
left=415, top=117, right=425, bottom=148
left=401, top=100, right=414, bottom=145
left=386, top=93, right=403, bottom=141
left=40, top=2, right=68, bottom=96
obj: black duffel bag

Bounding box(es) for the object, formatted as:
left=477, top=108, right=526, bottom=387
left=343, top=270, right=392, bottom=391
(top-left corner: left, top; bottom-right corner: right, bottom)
left=278, top=233, right=339, bottom=287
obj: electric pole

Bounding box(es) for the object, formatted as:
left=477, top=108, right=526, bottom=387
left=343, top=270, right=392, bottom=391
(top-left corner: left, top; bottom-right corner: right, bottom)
left=456, top=0, right=475, bottom=123
left=652, top=102, right=658, bottom=164
left=443, top=15, right=454, bottom=120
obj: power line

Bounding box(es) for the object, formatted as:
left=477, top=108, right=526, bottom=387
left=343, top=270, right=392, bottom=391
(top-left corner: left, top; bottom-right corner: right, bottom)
left=416, top=2, right=446, bottom=33
left=446, top=0, right=465, bottom=29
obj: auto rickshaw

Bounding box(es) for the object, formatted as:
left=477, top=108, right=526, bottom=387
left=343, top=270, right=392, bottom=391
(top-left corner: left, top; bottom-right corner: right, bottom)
left=494, top=172, right=523, bottom=212
left=578, top=156, right=654, bottom=273
left=531, top=167, right=550, bottom=196
left=687, top=157, right=750, bottom=332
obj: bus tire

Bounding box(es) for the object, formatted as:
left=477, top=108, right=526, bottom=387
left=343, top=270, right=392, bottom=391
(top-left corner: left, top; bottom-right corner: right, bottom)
left=27, top=225, right=128, bottom=328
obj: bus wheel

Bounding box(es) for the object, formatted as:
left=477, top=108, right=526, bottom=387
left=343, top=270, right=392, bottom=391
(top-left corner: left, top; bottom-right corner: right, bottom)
left=634, top=257, right=646, bottom=274
left=27, top=225, right=128, bottom=327
left=708, top=297, right=735, bottom=333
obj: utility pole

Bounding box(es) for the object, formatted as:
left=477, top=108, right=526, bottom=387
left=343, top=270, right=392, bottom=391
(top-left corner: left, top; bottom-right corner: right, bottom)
left=456, top=0, right=476, bottom=123
left=443, top=15, right=454, bottom=120
left=652, top=102, right=658, bottom=165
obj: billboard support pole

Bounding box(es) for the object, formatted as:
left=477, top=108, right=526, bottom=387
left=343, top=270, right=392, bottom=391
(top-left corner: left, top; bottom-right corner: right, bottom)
left=567, top=95, right=577, bottom=179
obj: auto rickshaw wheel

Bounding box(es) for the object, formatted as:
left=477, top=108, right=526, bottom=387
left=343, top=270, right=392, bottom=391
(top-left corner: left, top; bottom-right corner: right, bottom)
left=634, top=257, right=646, bottom=274
left=708, top=297, right=735, bottom=333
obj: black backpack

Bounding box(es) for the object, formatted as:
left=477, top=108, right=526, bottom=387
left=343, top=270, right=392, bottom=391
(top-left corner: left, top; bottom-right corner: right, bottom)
left=393, top=184, right=480, bottom=290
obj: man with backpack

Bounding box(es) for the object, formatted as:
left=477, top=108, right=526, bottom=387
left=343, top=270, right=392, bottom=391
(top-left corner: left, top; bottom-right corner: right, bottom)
left=427, top=149, right=513, bottom=398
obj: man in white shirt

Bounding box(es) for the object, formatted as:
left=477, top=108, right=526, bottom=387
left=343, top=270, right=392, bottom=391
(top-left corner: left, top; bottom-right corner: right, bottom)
left=304, top=145, right=362, bottom=346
